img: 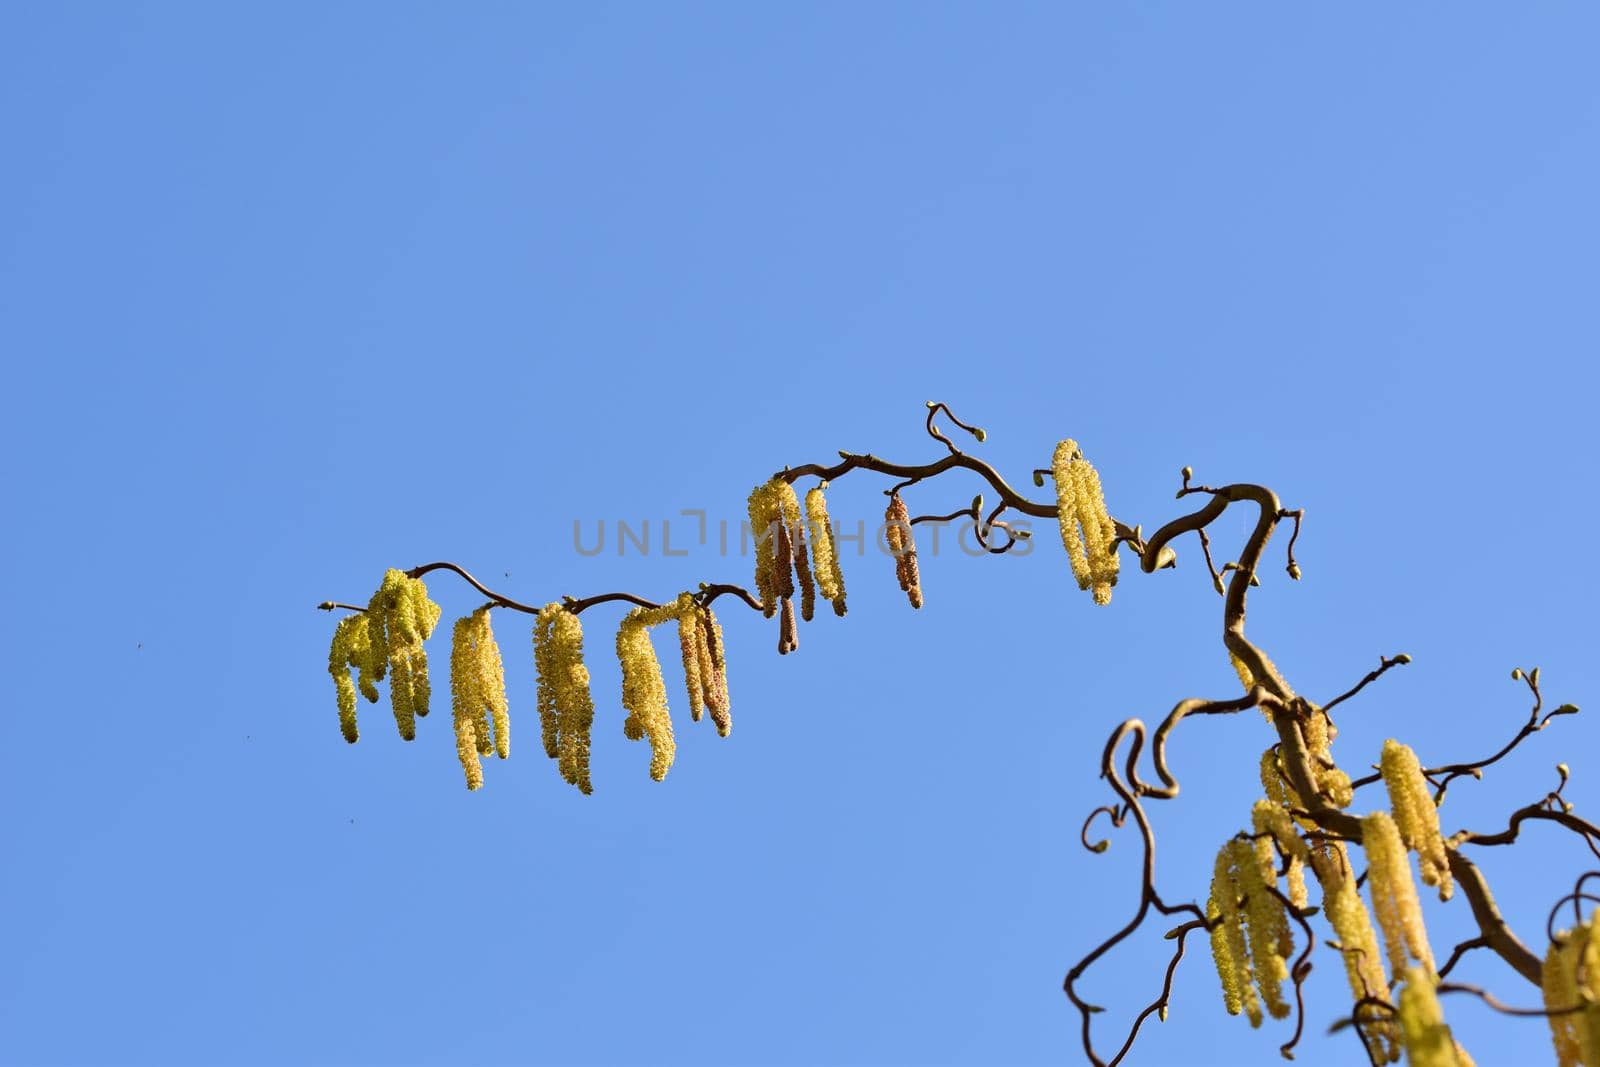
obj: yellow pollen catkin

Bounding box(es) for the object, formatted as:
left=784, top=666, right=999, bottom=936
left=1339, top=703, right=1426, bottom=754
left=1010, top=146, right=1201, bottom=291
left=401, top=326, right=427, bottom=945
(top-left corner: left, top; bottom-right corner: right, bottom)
left=450, top=620, right=484, bottom=790
left=1232, top=836, right=1292, bottom=1020
left=1321, top=767, right=1355, bottom=809
left=1397, top=969, right=1467, bottom=1067
left=805, top=485, right=848, bottom=616
left=690, top=608, right=714, bottom=724
left=1071, top=452, right=1119, bottom=605
left=548, top=605, right=597, bottom=794
left=1543, top=921, right=1600, bottom=1067
left=1380, top=739, right=1453, bottom=901
left=1362, top=811, right=1435, bottom=979
left=885, top=493, right=923, bottom=609
left=328, top=613, right=375, bottom=744
left=448, top=608, right=509, bottom=790
left=1231, top=653, right=1255, bottom=694
left=617, top=603, right=680, bottom=781
left=1252, top=800, right=1311, bottom=909
left=1049, top=439, right=1118, bottom=605
left=675, top=593, right=706, bottom=719
left=1207, top=843, right=1259, bottom=1024
left=747, top=479, right=786, bottom=618
left=1543, top=933, right=1585, bottom=1067
left=533, top=607, right=562, bottom=759
left=1311, top=841, right=1399, bottom=1063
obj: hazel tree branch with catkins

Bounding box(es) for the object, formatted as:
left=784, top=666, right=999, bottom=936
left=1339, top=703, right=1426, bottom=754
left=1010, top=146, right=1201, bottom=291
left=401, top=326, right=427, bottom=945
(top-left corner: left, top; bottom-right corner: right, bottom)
left=316, top=401, right=1598, bottom=1066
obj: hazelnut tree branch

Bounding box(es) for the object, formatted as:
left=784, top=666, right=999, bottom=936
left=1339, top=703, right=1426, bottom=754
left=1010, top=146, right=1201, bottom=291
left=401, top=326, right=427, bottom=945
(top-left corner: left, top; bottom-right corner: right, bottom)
left=316, top=400, right=1589, bottom=1064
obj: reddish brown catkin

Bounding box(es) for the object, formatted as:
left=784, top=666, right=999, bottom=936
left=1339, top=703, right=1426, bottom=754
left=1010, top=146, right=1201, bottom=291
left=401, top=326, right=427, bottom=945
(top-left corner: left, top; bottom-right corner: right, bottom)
left=692, top=606, right=717, bottom=723
left=778, top=596, right=799, bottom=654
left=774, top=515, right=796, bottom=601
left=885, top=494, right=922, bottom=609
left=703, top=607, right=732, bottom=737
left=791, top=516, right=817, bottom=622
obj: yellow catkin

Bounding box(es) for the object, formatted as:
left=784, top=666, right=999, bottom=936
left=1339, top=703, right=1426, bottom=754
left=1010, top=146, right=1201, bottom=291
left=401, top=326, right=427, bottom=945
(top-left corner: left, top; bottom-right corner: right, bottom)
left=1252, top=800, right=1310, bottom=909
left=1397, top=969, right=1466, bottom=1067
left=675, top=593, right=705, bottom=719
left=533, top=606, right=560, bottom=759
left=885, top=494, right=923, bottom=609
left=1049, top=439, right=1118, bottom=604
left=477, top=610, right=509, bottom=759
left=448, top=608, right=509, bottom=791
left=747, top=479, right=786, bottom=618
left=1543, top=933, right=1584, bottom=1067
left=1381, top=739, right=1453, bottom=901
left=549, top=606, right=596, bottom=794
left=1304, top=706, right=1334, bottom=760
left=617, top=603, right=680, bottom=781
left=1070, top=450, right=1119, bottom=604
left=1233, top=836, right=1292, bottom=1020
left=690, top=609, right=715, bottom=724
left=1579, top=925, right=1600, bottom=1067
left=1050, top=441, right=1091, bottom=591
left=450, top=614, right=484, bottom=789
left=1311, top=842, right=1399, bottom=1063
left=704, top=607, right=732, bottom=737
left=1362, top=811, right=1435, bottom=978
left=1321, top=768, right=1355, bottom=809
left=805, top=485, right=848, bottom=616
left=328, top=613, right=374, bottom=743
left=1231, top=653, right=1255, bottom=694
left=1207, top=843, right=1258, bottom=1024
left=1260, top=748, right=1296, bottom=810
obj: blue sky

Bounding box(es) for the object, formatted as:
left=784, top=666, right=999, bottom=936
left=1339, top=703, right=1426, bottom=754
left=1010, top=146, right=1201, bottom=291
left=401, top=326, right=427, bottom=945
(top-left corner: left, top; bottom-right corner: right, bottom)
left=2, top=5, right=1598, bottom=1065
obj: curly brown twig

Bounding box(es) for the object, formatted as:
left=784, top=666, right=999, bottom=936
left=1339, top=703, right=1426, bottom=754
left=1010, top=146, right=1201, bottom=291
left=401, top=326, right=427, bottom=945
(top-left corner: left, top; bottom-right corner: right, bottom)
left=1265, top=884, right=1318, bottom=1061
left=1437, top=936, right=1491, bottom=980
left=1323, top=653, right=1413, bottom=715
left=1064, top=692, right=1266, bottom=1065
left=1437, top=981, right=1586, bottom=1018
left=1423, top=671, right=1579, bottom=804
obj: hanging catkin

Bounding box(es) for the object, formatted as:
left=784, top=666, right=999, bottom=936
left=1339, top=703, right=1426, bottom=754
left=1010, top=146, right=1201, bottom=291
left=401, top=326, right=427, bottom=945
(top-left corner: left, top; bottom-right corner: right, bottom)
left=805, top=484, right=848, bottom=616
left=885, top=493, right=922, bottom=609
left=1049, top=440, right=1118, bottom=605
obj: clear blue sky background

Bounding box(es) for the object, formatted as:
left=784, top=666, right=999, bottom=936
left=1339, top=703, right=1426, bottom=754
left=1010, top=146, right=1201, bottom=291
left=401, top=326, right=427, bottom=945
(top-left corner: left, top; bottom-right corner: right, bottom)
left=3, top=5, right=1598, bottom=1065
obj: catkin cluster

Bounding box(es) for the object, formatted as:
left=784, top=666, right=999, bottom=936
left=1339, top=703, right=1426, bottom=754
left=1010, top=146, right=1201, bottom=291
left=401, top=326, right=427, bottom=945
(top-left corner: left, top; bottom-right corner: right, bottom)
left=1049, top=439, right=1118, bottom=605
left=328, top=612, right=376, bottom=743
left=615, top=595, right=732, bottom=781
left=1363, top=811, right=1436, bottom=979
left=618, top=603, right=678, bottom=780
left=673, top=592, right=733, bottom=737
left=1397, top=968, right=1475, bottom=1067
left=449, top=607, right=509, bottom=790
left=534, top=602, right=599, bottom=794
left=1206, top=834, right=1294, bottom=1026
left=1251, top=800, right=1309, bottom=909
left=884, top=493, right=922, bottom=609
left=1380, top=739, right=1453, bottom=901
left=749, top=477, right=819, bottom=652
left=805, top=485, right=848, bottom=617
left=1544, top=917, right=1600, bottom=1067
left=327, top=569, right=443, bottom=743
